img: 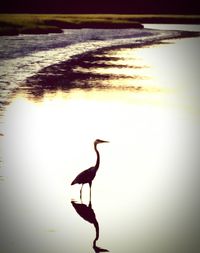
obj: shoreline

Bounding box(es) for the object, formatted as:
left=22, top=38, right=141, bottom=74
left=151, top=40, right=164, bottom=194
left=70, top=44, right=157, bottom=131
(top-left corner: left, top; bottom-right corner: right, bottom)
left=0, top=24, right=200, bottom=112
left=23, top=28, right=200, bottom=98
left=0, top=14, right=200, bottom=36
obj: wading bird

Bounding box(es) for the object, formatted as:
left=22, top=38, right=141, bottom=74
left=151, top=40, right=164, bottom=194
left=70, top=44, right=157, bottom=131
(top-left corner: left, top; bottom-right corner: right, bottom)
left=71, top=139, right=108, bottom=199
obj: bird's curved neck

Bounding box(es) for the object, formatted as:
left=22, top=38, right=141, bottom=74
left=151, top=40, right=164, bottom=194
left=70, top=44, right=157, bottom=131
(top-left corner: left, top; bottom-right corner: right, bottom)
left=94, top=144, right=100, bottom=170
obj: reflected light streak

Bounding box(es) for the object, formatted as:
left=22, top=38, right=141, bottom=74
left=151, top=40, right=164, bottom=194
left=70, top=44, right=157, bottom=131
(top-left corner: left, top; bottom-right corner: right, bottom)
left=3, top=86, right=198, bottom=245
left=74, top=43, right=188, bottom=93
left=2, top=89, right=178, bottom=200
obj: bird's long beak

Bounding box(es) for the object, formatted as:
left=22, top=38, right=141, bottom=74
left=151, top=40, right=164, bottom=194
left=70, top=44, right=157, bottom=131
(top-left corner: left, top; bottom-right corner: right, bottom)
left=99, top=139, right=109, bottom=143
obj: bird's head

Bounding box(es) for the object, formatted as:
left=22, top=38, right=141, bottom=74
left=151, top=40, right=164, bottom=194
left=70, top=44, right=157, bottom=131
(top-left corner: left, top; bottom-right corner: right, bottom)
left=94, top=139, right=109, bottom=145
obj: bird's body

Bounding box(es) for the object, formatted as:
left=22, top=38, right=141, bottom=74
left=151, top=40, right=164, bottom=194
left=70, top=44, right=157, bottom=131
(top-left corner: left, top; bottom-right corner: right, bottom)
left=71, top=166, right=97, bottom=185
left=71, top=139, right=108, bottom=198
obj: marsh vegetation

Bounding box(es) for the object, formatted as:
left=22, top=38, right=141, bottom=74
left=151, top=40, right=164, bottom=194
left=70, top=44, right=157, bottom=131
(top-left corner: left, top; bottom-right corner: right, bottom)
left=0, top=14, right=200, bottom=35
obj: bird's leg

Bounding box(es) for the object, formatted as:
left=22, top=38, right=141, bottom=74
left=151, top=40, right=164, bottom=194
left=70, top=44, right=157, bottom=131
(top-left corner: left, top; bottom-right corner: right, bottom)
left=88, top=200, right=92, bottom=208
left=80, top=184, right=83, bottom=200
left=89, top=182, right=92, bottom=201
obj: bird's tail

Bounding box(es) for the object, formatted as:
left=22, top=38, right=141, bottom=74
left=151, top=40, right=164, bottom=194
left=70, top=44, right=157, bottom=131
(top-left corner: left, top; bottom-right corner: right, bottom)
left=71, top=179, right=76, bottom=185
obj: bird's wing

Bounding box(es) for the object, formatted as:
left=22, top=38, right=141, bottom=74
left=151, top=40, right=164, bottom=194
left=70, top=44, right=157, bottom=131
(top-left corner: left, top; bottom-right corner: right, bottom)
left=71, top=166, right=95, bottom=185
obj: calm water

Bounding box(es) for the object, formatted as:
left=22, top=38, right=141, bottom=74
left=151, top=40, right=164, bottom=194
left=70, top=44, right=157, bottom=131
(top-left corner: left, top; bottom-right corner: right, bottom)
left=0, top=26, right=200, bottom=253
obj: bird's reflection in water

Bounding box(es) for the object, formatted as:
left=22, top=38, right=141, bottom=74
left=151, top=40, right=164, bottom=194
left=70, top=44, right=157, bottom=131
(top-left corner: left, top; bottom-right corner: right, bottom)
left=71, top=200, right=109, bottom=253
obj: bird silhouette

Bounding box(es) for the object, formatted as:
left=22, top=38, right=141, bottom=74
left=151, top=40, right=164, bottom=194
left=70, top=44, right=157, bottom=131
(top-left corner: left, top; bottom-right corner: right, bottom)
left=71, top=199, right=109, bottom=253
left=71, top=139, right=109, bottom=199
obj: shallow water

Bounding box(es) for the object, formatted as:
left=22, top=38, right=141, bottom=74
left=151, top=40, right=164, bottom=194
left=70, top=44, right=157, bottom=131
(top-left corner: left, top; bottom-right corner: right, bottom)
left=0, top=27, right=200, bottom=253
left=0, top=26, right=196, bottom=116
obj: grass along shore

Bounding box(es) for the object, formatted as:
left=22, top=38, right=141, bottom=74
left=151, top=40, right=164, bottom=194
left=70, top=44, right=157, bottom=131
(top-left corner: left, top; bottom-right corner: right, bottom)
left=0, top=14, right=200, bottom=36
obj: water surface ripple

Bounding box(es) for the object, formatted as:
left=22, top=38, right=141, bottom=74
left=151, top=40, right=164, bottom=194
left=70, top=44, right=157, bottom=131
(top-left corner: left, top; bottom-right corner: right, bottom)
left=1, top=27, right=199, bottom=113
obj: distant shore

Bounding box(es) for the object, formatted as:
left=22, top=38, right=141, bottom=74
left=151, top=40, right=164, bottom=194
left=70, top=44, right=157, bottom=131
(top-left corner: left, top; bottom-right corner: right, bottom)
left=0, top=14, right=200, bottom=36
